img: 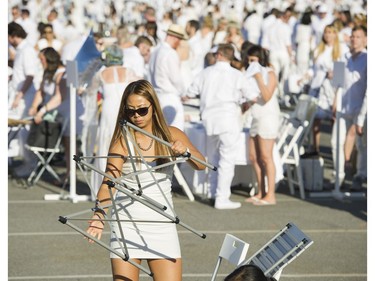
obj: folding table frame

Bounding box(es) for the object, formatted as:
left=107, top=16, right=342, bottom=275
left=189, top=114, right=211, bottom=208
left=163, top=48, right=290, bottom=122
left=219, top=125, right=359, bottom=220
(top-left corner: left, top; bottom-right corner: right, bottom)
left=58, top=120, right=216, bottom=276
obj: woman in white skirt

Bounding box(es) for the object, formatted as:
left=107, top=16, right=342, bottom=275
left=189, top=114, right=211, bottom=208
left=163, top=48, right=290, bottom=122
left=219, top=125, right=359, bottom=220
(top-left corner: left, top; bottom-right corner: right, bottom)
left=86, top=79, right=205, bottom=280
left=244, top=45, right=280, bottom=206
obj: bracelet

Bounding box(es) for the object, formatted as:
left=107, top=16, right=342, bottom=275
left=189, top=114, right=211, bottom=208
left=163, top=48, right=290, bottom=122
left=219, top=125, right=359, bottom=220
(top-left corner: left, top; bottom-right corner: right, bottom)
left=94, top=213, right=105, bottom=225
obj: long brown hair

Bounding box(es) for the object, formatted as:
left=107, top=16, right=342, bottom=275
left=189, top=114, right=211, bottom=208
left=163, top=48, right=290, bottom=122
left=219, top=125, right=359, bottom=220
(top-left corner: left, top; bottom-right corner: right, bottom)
left=110, top=80, right=173, bottom=161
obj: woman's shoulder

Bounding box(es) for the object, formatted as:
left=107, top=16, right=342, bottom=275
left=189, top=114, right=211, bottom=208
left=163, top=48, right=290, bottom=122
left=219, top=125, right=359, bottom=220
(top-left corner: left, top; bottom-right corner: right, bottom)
left=168, top=126, right=186, bottom=138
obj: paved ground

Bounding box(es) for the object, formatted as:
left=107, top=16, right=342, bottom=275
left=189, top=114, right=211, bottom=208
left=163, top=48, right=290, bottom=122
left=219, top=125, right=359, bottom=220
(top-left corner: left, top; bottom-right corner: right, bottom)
left=7, top=118, right=368, bottom=281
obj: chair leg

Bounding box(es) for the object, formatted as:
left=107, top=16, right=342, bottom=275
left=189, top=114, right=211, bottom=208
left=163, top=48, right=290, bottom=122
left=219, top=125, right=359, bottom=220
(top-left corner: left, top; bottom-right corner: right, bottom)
left=285, top=165, right=295, bottom=195
left=296, top=164, right=305, bottom=199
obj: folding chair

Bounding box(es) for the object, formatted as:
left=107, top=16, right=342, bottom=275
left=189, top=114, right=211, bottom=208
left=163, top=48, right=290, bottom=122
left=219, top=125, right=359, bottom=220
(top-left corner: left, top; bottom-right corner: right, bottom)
left=280, top=94, right=318, bottom=152
left=240, top=222, right=313, bottom=280
left=276, top=118, right=307, bottom=199
left=25, top=120, right=67, bottom=186
left=211, top=234, right=249, bottom=281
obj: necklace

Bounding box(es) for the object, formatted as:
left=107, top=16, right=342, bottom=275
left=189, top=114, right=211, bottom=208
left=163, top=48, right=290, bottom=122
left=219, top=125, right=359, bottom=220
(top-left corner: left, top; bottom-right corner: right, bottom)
left=137, top=138, right=154, bottom=151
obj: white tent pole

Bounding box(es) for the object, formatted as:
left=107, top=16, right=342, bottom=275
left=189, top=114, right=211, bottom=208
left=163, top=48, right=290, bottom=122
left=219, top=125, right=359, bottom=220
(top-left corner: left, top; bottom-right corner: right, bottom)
left=70, top=83, right=77, bottom=202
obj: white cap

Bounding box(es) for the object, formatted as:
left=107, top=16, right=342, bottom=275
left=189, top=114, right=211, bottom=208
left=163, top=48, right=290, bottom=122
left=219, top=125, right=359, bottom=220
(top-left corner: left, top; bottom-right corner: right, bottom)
left=317, top=4, right=328, bottom=13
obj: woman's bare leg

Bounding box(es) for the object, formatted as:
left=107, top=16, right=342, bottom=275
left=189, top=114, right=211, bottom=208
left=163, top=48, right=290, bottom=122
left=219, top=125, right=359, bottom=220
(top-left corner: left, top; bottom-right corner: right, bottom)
left=147, top=258, right=182, bottom=281
left=111, top=258, right=141, bottom=281
left=258, top=137, right=276, bottom=204
left=247, top=137, right=264, bottom=201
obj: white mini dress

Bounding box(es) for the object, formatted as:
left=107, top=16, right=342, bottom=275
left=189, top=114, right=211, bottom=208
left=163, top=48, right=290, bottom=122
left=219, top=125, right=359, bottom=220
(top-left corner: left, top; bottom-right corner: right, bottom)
left=109, top=148, right=181, bottom=260
left=249, top=68, right=281, bottom=139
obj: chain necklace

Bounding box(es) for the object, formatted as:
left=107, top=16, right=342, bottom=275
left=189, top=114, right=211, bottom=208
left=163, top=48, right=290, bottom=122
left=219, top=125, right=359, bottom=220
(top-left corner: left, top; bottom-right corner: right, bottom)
left=137, top=138, right=154, bottom=151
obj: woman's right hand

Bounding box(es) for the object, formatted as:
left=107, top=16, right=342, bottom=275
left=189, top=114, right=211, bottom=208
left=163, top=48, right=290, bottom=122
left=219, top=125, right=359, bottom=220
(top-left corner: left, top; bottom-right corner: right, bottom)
left=86, top=214, right=105, bottom=243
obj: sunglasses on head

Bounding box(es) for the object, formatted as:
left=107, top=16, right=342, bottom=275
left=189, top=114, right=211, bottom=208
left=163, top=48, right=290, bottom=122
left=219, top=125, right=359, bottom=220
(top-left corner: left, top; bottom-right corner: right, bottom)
left=126, top=104, right=152, bottom=117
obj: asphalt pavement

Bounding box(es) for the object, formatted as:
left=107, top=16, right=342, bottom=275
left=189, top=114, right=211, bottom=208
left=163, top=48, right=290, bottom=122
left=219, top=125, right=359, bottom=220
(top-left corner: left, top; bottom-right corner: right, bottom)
left=7, top=118, right=368, bottom=281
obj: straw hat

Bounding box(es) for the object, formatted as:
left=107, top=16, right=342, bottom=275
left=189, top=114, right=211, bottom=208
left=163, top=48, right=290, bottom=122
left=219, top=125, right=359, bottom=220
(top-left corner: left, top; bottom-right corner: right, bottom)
left=166, top=24, right=188, bottom=40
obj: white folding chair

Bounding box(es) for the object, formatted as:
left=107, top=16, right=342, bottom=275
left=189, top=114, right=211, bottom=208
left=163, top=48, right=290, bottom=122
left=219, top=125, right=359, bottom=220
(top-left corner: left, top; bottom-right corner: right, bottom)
left=240, top=222, right=313, bottom=280
left=276, top=118, right=307, bottom=199
left=283, top=94, right=318, bottom=152
left=25, top=120, right=67, bottom=186
left=211, top=234, right=249, bottom=281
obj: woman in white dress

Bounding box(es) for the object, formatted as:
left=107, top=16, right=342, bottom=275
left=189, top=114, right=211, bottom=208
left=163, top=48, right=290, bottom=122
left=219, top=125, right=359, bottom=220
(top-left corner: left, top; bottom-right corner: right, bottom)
left=308, top=24, right=348, bottom=152
left=244, top=45, right=280, bottom=205
left=90, top=45, right=140, bottom=196
left=86, top=79, right=206, bottom=280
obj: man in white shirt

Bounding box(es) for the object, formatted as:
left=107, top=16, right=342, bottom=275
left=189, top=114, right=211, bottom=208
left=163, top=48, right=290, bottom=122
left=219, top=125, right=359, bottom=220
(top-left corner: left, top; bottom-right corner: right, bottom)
left=186, top=19, right=205, bottom=79
left=122, top=35, right=153, bottom=79
left=331, top=25, right=367, bottom=188
left=187, top=44, right=258, bottom=210
left=148, top=24, right=187, bottom=131
left=19, top=8, right=39, bottom=47
left=8, top=21, right=40, bottom=177
left=261, top=8, right=293, bottom=102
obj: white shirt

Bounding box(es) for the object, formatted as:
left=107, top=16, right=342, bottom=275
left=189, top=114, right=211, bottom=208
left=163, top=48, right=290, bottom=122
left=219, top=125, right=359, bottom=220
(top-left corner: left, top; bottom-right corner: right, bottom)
left=122, top=46, right=145, bottom=78
left=20, top=17, right=39, bottom=47
left=188, top=32, right=205, bottom=78
left=11, top=40, right=39, bottom=93
left=262, top=19, right=292, bottom=55
left=187, top=61, right=258, bottom=135
left=148, top=41, right=185, bottom=96
left=243, top=12, right=262, bottom=44
left=342, top=50, right=367, bottom=117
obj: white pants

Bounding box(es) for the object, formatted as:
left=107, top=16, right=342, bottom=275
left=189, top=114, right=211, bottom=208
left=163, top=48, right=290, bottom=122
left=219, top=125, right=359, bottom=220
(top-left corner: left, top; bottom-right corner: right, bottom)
left=206, top=130, right=241, bottom=200
left=156, top=93, right=185, bottom=131
left=269, top=50, right=291, bottom=97
left=331, top=115, right=367, bottom=182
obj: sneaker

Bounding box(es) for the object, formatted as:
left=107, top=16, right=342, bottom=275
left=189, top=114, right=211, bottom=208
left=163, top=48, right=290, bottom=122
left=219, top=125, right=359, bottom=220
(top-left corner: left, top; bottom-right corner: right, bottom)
left=214, top=199, right=241, bottom=210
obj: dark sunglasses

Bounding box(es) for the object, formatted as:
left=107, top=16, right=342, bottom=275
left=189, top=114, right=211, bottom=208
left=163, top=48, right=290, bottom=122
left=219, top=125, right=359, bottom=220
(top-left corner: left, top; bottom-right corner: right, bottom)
left=126, top=104, right=152, bottom=117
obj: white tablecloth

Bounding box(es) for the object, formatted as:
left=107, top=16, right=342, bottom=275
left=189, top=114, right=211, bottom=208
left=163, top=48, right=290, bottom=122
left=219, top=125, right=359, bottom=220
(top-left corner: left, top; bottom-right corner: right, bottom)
left=180, top=121, right=256, bottom=195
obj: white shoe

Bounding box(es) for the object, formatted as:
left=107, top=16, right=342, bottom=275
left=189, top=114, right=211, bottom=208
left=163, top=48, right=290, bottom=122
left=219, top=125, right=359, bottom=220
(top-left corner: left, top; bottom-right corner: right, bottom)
left=214, top=199, right=241, bottom=210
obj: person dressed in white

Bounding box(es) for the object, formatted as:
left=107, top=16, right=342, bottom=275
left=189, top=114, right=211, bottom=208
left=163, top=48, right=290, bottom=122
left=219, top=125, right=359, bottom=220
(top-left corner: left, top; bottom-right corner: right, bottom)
left=331, top=25, right=367, bottom=187
left=308, top=24, right=349, bottom=153
left=294, top=10, right=314, bottom=75
left=244, top=45, right=280, bottom=206
left=311, top=4, right=334, bottom=47
left=148, top=24, right=187, bottom=131
left=261, top=8, right=293, bottom=101
left=122, top=35, right=153, bottom=79
left=186, top=19, right=205, bottom=79
left=19, top=8, right=39, bottom=48
left=187, top=44, right=258, bottom=210
left=90, top=44, right=140, bottom=198
left=8, top=21, right=40, bottom=177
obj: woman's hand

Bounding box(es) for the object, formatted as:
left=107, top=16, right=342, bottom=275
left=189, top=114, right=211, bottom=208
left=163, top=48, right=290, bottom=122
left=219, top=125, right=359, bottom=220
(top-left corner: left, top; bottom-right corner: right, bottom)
left=86, top=214, right=105, bottom=243
left=171, top=140, right=188, bottom=156
left=11, top=92, right=23, bottom=109
left=28, top=106, right=38, bottom=116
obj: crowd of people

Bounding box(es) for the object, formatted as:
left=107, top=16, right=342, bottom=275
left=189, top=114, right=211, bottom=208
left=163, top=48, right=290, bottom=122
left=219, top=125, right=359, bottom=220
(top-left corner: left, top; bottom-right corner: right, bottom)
left=8, top=0, right=367, bottom=280
left=8, top=0, right=367, bottom=205
left=8, top=0, right=367, bottom=201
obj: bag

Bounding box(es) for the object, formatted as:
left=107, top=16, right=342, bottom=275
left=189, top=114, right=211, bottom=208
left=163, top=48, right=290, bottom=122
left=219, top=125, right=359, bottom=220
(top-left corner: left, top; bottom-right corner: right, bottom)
left=300, top=155, right=324, bottom=191
left=27, top=120, right=62, bottom=149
